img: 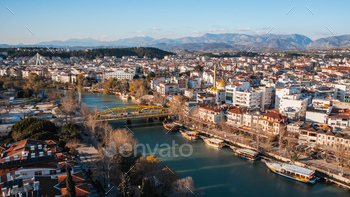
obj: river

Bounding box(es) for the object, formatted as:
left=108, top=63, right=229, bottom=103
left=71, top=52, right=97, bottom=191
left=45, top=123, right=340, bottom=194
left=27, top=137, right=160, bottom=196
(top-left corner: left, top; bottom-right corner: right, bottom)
left=70, top=90, right=350, bottom=196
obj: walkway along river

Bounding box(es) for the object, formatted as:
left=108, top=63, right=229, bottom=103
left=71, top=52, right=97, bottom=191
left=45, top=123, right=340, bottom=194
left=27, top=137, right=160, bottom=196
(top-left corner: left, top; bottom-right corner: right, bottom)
left=74, top=90, right=350, bottom=197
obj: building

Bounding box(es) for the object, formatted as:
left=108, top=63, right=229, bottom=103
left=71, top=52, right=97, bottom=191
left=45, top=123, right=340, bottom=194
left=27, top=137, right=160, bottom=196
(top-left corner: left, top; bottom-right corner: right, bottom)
left=305, top=107, right=328, bottom=124
left=276, top=89, right=310, bottom=118
left=104, top=68, right=136, bottom=80
left=226, top=108, right=248, bottom=128
left=158, top=82, right=178, bottom=95
left=298, top=123, right=318, bottom=145
left=259, top=112, right=287, bottom=135
left=197, top=103, right=226, bottom=124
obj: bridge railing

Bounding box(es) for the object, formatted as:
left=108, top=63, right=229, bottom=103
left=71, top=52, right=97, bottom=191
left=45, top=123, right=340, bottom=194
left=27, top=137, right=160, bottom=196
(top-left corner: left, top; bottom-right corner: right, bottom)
left=96, top=105, right=173, bottom=121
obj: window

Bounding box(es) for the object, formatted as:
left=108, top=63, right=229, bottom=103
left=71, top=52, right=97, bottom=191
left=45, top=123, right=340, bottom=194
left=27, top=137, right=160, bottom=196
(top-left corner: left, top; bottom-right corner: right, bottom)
left=50, top=170, right=56, bottom=175
left=35, top=171, right=42, bottom=176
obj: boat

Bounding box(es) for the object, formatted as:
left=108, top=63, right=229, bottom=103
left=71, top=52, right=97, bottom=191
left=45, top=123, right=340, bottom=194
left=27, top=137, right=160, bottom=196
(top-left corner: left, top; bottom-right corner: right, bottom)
left=233, top=148, right=260, bottom=161
left=180, top=130, right=199, bottom=140
left=120, top=94, right=130, bottom=100
left=203, top=138, right=224, bottom=148
left=265, top=161, right=318, bottom=184
left=163, top=121, right=179, bottom=132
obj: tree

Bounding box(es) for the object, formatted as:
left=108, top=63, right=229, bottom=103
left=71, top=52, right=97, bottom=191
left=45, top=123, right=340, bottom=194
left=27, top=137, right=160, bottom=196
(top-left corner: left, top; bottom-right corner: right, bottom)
left=24, top=73, right=44, bottom=97
left=10, top=117, right=57, bottom=142
left=66, top=167, right=76, bottom=197
left=103, top=78, right=118, bottom=94
left=59, top=123, right=82, bottom=143
left=171, top=176, right=195, bottom=197
left=85, top=107, right=100, bottom=137
left=47, top=91, right=63, bottom=102
left=169, top=95, right=189, bottom=124
left=285, top=137, right=302, bottom=163
left=194, top=65, right=203, bottom=71
left=130, top=156, right=163, bottom=185
left=76, top=74, right=84, bottom=106
left=118, top=173, right=132, bottom=197
left=146, top=72, right=156, bottom=81
left=141, top=177, right=156, bottom=197
left=60, top=92, right=79, bottom=124
left=153, top=92, right=166, bottom=106
left=66, top=139, right=79, bottom=155
left=79, top=103, right=91, bottom=129
left=129, top=79, right=150, bottom=99
left=156, top=167, right=178, bottom=195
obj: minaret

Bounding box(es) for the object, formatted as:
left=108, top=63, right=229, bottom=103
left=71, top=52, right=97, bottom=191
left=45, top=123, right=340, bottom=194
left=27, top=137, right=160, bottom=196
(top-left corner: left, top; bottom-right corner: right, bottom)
left=214, top=64, right=217, bottom=88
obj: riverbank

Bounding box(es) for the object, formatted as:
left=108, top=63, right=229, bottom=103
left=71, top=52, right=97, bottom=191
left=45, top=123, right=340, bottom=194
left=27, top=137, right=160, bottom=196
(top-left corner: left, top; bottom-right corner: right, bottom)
left=58, top=90, right=350, bottom=196
left=179, top=123, right=350, bottom=190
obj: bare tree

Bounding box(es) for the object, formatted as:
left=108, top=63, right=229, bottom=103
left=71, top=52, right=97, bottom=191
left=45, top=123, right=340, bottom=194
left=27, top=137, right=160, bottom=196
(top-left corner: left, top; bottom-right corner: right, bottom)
left=66, top=139, right=80, bottom=155
left=285, top=137, right=303, bottom=163
left=169, top=95, right=189, bottom=124
left=85, top=107, right=100, bottom=137
left=79, top=103, right=91, bottom=129
left=60, top=94, right=79, bottom=124
left=11, top=131, right=22, bottom=142
left=170, top=176, right=195, bottom=197
left=153, top=92, right=166, bottom=106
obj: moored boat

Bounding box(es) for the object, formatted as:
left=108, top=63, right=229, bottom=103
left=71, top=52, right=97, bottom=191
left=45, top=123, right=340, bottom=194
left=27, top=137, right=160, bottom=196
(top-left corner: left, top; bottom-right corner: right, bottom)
left=234, top=148, right=260, bottom=161
left=163, top=121, right=179, bottom=132
left=180, top=130, right=199, bottom=140
left=120, top=94, right=130, bottom=100
left=265, top=161, right=318, bottom=184
left=203, top=138, right=224, bottom=149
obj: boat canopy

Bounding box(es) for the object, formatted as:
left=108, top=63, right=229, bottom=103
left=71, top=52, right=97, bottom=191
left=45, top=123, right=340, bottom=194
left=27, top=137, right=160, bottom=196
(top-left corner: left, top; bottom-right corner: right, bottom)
left=208, top=138, right=224, bottom=144
left=282, top=164, right=315, bottom=176
left=240, top=148, right=258, bottom=156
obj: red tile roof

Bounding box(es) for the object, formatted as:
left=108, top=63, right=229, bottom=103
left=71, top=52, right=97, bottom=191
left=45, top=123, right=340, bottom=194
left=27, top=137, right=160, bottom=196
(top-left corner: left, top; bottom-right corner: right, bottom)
left=61, top=183, right=91, bottom=197
left=57, top=172, right=85, bottom=185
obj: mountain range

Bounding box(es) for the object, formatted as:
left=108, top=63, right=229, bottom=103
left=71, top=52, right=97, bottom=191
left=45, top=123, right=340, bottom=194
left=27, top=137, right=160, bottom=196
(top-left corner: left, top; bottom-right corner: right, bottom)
left=2, top=33, right=350, bottom=51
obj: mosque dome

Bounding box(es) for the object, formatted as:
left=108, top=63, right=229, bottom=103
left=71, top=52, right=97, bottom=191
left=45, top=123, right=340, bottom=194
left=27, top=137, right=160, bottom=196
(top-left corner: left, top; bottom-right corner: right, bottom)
left=217, top=80, right=226, bottom=88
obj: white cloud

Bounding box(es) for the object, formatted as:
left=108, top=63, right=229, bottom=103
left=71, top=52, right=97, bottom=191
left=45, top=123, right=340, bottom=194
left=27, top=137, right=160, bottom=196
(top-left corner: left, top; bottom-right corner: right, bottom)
left=237, top=27, right=250, bottom=31
left=208, top=28, right=225, bottom=32
left=153, top=27, right=161, bottom=30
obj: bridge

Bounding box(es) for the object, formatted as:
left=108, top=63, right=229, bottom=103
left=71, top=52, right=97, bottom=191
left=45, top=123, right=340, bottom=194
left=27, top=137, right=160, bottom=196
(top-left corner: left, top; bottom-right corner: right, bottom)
left=96, top=105, right=173, bottom=122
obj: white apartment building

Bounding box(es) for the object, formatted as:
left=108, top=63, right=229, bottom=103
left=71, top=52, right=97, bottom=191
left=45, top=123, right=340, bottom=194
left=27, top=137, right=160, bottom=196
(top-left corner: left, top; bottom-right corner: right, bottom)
left=225, top=83, right=272, bottom=111
left=257, top=86, right=274, bottom=111
left=276, top=88, right=310, bottom=118
left=158, top=82, right=178, bottom=95
left=225, top=82, right=250, bottom=104
left=104, top=68, right=136, bottom=80
left=235, top=90, right=261, bottom=110
left=305, top=108, right=328, bottom=124
left=275, top=88, right=301, bottom=109
left=333, top=84, right=349, bottom=102
left=328, top=114, right=350, bottom=130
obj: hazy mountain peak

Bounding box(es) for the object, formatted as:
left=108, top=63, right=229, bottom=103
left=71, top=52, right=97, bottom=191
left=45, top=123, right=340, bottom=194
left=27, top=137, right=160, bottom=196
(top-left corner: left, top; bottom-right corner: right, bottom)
left=4, top=33, right=350, bottom=51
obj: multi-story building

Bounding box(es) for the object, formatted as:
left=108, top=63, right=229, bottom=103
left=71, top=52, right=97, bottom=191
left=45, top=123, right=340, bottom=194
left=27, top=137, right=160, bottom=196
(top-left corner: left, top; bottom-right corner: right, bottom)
left=158, top=82, right=178, bottom=95
left=277, top=90, right=310, bottom=119
left=259, top=112, right=287, bottom=135
left=104, top=68, right=136, bottom=80
left=197, top=103, right=227, bottom=124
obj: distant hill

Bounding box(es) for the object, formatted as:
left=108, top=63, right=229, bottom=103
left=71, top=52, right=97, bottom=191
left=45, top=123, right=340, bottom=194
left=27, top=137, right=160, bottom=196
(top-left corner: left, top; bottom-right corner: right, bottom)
left=2, top=33, right=350, bottom=52
left=3, top=47, right=174, bottom=59
left=307, top=35, right=350, bottom=49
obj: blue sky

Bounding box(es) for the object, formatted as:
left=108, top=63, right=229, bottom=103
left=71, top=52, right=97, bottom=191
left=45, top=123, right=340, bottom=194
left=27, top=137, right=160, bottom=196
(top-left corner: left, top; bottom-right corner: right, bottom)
left=0, top=0, right=349, bottom=44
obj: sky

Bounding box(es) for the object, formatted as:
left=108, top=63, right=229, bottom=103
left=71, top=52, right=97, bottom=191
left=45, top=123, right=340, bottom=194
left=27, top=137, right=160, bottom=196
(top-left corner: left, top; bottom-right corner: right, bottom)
left=0, top=0, right=349, bottom=44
